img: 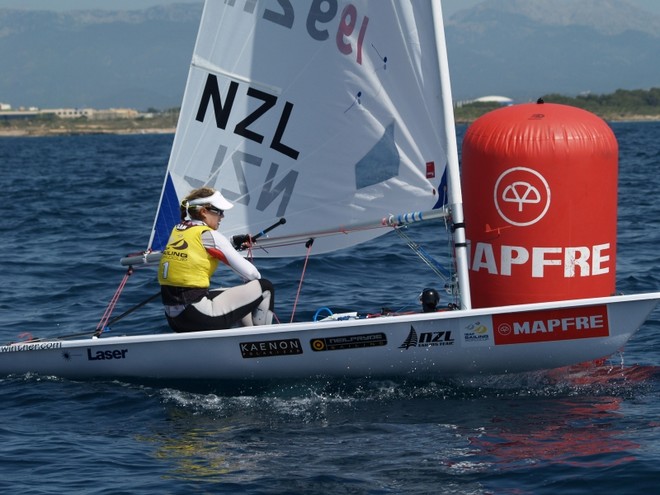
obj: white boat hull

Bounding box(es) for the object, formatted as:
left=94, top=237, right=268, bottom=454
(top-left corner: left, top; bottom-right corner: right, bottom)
left=2, top=293, right=659, bottom=382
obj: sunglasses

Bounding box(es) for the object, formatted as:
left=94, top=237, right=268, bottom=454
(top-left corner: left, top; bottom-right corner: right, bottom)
left=206, top=206, right=224, bottom=216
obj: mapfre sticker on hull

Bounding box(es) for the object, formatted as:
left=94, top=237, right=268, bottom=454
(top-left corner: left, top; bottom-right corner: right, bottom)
left=493, top=305, right=609, bottom=345
left=310, top=332, right=387, bottom=352
left=240, top=338, right=303, bottom=358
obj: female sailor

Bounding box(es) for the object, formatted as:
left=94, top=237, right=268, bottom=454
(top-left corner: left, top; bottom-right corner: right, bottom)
left=158, top=187, right=275, bottom=332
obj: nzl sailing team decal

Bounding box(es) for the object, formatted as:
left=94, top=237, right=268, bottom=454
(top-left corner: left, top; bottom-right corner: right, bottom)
left=399, top=326, right=455, bottom=349
left=493, top=305, right=610, bottom=345
left=494, top=167, right=551, bottom=226
left=311, top=332, right=387, bottom=352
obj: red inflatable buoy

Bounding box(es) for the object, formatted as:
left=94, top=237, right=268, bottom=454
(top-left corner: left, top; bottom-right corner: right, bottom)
left=461, top=102, right=618, bottom=308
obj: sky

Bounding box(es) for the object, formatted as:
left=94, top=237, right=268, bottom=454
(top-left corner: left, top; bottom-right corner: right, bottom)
left=2, top=0, right=659, bottom=17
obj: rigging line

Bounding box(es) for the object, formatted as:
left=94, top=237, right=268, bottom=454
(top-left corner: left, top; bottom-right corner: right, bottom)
left=105, top=292, right=161, bottom=328
left=290, top=238, right=315, bottom=323
left=393, top=227, right=449, bottom=280
left=9, top=292, right=162, bottom=344
left=249, top=208, right=450, bottom=250
left=94, top=267, right=133, bottom=337
left=247, top=223, right=408, bottom=252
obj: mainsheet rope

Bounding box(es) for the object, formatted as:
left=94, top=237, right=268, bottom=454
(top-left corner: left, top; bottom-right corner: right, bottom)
left=290, top=239, right=315, bottom=323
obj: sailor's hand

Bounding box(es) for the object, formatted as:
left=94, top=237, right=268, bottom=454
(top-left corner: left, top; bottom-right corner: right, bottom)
left=232, top=234, right=252, bottom=250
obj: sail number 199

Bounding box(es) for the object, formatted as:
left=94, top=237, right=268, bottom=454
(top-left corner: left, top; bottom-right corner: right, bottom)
left=228, top=0, right=369, bottom=65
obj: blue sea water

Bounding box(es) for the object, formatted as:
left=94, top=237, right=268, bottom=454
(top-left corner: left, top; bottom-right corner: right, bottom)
left=1, top=123, right=659, bottom=494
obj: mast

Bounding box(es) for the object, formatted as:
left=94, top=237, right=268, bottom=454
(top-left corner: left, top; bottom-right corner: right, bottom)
left=431, top=0, right=472, bottom=310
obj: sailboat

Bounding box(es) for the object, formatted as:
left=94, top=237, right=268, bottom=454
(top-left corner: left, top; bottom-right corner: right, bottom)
left=2, top=0, right=659, bottom=382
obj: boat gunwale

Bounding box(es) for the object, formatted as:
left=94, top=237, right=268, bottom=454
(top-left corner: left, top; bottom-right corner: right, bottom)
left=7, top=292, right=659, bottom=349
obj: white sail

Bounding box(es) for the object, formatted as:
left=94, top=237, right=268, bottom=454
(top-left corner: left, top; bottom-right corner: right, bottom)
left=149, top=0, right=458, bottom=257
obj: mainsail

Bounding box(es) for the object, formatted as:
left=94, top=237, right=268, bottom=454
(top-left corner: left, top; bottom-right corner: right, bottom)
left=149, top=0, right=464, bottom=262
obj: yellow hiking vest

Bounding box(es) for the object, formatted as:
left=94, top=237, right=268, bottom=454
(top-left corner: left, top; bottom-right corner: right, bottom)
left=158, top=224, right=219, bottom=288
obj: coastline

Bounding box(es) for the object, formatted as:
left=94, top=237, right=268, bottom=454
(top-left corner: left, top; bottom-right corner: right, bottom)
left=0, top=113, right=179, bottom=137
left=0, top=126, right=176, bottom=137
left=1, top=114, right=658, bottom=138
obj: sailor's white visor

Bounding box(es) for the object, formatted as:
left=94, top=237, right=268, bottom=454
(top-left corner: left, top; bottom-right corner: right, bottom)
left=188, top=190, right=233, bottom=211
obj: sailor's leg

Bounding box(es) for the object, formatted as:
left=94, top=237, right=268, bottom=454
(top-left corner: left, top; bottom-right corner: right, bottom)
left=252, top=289, right=272, bottom=325
left=207, top=279, right=274, bottom=327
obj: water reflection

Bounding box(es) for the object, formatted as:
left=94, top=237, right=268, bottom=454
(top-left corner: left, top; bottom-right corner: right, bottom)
left=463, top=363, right=658, bottom=472
left=467, top=396, right=637, bottom=470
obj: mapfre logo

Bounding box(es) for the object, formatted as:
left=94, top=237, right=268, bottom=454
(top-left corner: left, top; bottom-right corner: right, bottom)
left=494, top=167, right=551, bottom=226
left=493, top=305, right=609, bottom=345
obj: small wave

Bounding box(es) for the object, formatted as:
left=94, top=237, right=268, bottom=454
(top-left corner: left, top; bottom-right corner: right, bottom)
left=151, top=361, right=659, bottom=422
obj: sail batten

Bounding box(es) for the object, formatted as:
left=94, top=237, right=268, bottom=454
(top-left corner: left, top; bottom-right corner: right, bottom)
left=191, top=55, right=283, bottom=94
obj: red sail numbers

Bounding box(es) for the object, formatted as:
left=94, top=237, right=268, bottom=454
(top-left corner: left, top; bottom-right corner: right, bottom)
left=493, top=305, right=610, bottom=345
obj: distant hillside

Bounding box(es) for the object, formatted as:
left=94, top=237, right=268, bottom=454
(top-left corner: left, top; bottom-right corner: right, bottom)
left=463, top=0, right=660, bottom=36
left=445, top=0, right=660, bottom=101
left=0, top=4, right=202, bottom=109
left=454, top=87, right=660, bottom=122
left=0, top=0, right=659, bottom=108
